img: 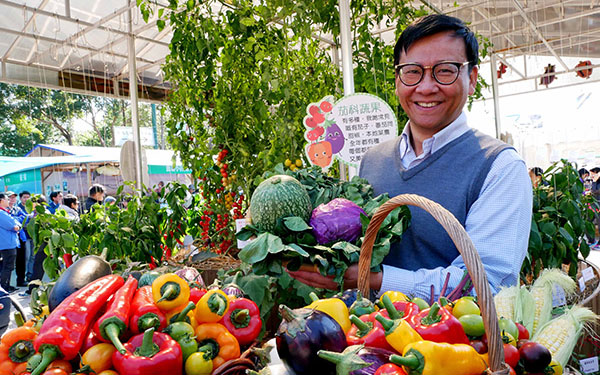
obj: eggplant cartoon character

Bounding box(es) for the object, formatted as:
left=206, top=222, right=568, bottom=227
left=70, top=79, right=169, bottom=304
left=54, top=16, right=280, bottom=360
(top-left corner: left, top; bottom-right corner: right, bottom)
left=325, top=123, right=345, bottom=154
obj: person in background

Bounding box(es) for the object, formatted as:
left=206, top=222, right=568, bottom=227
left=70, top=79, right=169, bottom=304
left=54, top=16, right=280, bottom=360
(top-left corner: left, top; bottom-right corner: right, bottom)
left=528, top=167, right=544, bottom=188
left=0, top=193, right=21, bottom=293
left=17, top=191, right=33, bottom=286
left=59, top=194, right=80, bottom=222
left=48, top=191, right=63, bottom=214
left=289, top=14, right=532, bottom=299
left=7, top=191, right=28, bottom=287
left=85, top=184, right=105, bottom=212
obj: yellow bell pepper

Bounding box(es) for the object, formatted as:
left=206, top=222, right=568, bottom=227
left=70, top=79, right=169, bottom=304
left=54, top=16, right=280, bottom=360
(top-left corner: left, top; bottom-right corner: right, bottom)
left=195, top=289, right=230, bottom=323
left=305, top=292, right=351, bottom=334
left=380, top=291, right=409, bottom=304
left=195, top=323, right=240, bottom=369
left=375, top=314, right=422, bottom=353
left=152, top=273, right=190, bottom=311
left=390, top=340, right=488, bottom=375
left=165, top=301, right=196, bottom=326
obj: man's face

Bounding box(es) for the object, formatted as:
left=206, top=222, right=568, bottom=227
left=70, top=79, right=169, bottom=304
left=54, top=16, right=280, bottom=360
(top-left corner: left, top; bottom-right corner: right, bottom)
left=53, top=192, right=63, bottom=204
left=395, top=31, right=478, bottom=138
left=0, top=196, right=8, bottom=209
left=20, top=194, right=30, bottom=206
left=9, top=195, right=17, bottom=206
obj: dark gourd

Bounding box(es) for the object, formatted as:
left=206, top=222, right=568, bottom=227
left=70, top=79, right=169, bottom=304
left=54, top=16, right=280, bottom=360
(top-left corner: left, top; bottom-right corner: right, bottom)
left=48, top=255, right=112, bottom=311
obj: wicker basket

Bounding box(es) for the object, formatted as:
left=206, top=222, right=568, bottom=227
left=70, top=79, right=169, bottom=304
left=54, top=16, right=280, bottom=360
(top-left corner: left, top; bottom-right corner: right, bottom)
left=357, top=194, right=510, bottom=375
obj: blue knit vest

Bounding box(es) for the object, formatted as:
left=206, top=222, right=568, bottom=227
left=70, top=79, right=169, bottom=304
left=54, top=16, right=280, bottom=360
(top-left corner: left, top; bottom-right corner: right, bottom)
left=359, top=129, right=513, bottom=270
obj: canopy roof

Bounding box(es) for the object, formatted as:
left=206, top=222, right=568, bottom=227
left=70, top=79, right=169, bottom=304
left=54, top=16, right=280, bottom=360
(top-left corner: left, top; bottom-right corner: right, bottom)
left=0, top=0, right=598, bottom=101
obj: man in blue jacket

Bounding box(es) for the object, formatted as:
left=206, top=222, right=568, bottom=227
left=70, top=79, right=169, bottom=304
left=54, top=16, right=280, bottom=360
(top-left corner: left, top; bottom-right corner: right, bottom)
left=0, top=193, right=21, bottom=293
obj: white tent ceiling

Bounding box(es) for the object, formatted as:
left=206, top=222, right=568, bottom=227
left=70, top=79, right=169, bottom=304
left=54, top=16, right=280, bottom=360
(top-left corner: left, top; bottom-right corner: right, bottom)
left=0, top=0, right=598, bottom=102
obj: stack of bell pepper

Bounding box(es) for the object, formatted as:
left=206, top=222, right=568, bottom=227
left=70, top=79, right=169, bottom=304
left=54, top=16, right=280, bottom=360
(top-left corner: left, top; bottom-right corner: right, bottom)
left=8, top=270, right=264, bottom=375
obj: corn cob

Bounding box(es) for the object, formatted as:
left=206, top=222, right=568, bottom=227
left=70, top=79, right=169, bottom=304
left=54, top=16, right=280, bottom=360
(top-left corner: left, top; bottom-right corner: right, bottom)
left=529, top=269, right=577, bottom=335
left=494, top=285, right=519, bottom=320
left=532, top=305, right=598, bottom=368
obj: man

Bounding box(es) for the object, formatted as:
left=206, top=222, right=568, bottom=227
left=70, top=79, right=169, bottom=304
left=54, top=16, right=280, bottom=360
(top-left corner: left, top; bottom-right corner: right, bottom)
left=48, top=191, right=63, bottom=214
left=9, top=192, right=29, bottom=287
left=0, top=193, right=21, bottom=293
left=289, top=14, right=532, bottom=299
left=85, top=184, right=105, bottom=212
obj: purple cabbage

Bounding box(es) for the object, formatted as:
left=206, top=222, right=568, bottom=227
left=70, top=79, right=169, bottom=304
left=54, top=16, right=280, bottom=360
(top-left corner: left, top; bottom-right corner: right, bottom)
left=310, top=198, right=366, bottom=245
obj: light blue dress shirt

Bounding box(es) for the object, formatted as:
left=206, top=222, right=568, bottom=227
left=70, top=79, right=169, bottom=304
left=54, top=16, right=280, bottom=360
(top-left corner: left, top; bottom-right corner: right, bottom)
left=379, top=112, right=533, bottom=299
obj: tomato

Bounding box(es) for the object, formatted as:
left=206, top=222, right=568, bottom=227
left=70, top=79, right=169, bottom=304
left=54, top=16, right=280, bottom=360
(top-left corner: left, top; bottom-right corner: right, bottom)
left=374, top=363, right=407, bottom=374
left=469, top=339, right=487, bottom=354
left=452, top=298, right=480, bottom=318
left=284, top=159, right=292, bottom=167
left=459, top=314, right=485, bottom=337
left=41, top=370, right=69, bottom=375
left=498, top=317, right=519, bottom=342
left=97, top=371, right=120, bottom=375
left=81, top=343, right=117, bottom=373
left=164, top=321, right=195, bottom=341
left=48, top=360, right=72, bottom=373
left=501, top=331, right=517, bottom=347
left=519, top=342, right=552, bottom=373
left=547, top=360, right=563, bottom=375
left=178, top=335, right=199, bottom=362
left=411, top=297, right=430, bottom=310
left=503, top=343, right=520, bottom=369
left=515, top=322, right=530, bottom=340
left=185, top=352, right=213, bottom=375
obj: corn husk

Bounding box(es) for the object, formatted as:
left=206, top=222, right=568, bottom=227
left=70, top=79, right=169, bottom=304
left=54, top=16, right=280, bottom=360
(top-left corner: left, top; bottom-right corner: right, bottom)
left=530, top=269, right=577, bottom=335
left=514, top=285, right=535, bottom=334
left=532, top=305, right=599, bottom=368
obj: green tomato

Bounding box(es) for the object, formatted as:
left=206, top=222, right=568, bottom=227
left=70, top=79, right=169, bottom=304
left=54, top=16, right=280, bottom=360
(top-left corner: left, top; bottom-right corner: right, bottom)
left=452, top=297, right=481, bottom=318
left=411, top=297, right=430, bottom=310
left=178, top=334, right=199, bottom=363
left=498, top=317, right=519, bottom=343
left=164, top=321, right=195, bottom=341
left=458, top=314, right=485, bottom=337
left=186, top=351, right=213, bottom=375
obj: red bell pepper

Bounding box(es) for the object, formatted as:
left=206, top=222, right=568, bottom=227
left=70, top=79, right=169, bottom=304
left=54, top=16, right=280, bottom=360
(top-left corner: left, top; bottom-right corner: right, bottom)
left=31, top=274, right=125, bottom=375
left=346, top=312, right=394, bottom=351
left=62, top=253, right=73, bottom=268
left=93, top=275, right=138, bottom=354
left=112, top=328, right=182, bottom=375
left=129, top=285, right=167, bottom=335
left=219, top=297, right=262, bottom=346
left=407, top=302, right=469, bottom=344
left=378, top=295, right=420, bottom=321
left=189, top=286, right=207, bottom=305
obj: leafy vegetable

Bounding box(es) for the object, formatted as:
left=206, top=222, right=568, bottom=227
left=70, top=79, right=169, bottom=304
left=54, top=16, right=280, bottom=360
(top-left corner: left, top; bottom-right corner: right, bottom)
left=310, top=198, right=365, bottom=245
left=238, top=165, right=410, bottom=287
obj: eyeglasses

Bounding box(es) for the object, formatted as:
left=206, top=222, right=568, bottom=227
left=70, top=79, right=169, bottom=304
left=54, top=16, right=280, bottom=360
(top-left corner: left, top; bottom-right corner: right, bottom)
left=394, top=61, right=470, bottom=86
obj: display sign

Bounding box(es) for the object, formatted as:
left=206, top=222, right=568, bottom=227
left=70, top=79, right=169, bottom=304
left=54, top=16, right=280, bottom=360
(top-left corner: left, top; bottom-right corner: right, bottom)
left=3, top=170, right=38, bottom=185
left=303, top=93, right=397, bottom=169
left=114, top=126, right=157, bottom=147
left=580, top=356, right=599, bottom=374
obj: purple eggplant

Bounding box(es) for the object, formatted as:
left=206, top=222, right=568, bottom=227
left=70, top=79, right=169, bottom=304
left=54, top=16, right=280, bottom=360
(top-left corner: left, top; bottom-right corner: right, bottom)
left=318, top=345, right=397, bottom=375
left=325, top=123, right=345, bottom=154
left=276, top=305, right=347, bottom=375
left=335, top=288, right=360, bottom=308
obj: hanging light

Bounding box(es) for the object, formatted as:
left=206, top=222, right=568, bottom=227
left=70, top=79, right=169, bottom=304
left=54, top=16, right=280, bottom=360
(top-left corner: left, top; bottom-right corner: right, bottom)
left=575, top=61, right=593, bottom=79
left=540, top=64, right=557, bottom=87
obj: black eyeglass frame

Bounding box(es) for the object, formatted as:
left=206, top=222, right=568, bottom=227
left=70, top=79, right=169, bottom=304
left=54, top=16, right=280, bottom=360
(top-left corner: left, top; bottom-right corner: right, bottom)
left=394, top=61, right=470, bottom=86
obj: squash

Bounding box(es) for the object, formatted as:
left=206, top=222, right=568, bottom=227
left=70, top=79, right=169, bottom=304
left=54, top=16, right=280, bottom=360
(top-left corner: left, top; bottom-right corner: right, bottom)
left=249, top=175, right=312, bottom=233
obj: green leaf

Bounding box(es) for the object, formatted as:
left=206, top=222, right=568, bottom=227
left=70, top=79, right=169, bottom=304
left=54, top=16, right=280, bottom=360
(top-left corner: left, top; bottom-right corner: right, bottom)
left=283, top=217, right=311, bottom=232
left=61, top=233, right=75, bottom=248
left=331, top=241, right=360, bottom=255
left=558, top=227, right=573, bottom=245
left=238, top=233, right=282, bottom=263
left=50, top=231, right=61, bottom=246
left=286, top=243, right=309, bottom=257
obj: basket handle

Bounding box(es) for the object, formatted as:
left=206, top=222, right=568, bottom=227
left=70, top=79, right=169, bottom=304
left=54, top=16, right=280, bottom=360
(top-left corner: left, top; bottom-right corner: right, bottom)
left=357, top=194, right=509, bottom=375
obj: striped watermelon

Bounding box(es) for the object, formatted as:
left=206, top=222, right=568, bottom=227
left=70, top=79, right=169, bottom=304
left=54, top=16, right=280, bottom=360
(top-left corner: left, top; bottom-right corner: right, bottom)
left=249, top=175, right=312, bottom=233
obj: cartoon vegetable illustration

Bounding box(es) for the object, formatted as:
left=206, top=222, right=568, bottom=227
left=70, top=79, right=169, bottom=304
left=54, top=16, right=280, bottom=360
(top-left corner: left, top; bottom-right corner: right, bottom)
left=307, top=141, right=333, bottom=168
left=325, top=123, right=345, bottom=153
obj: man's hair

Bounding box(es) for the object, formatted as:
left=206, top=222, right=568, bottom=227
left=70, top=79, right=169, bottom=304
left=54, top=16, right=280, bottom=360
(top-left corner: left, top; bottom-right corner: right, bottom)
left=590, top=167, right=600, bottom=174
left=393, top=14, right=479, bottom=71
left=36, top=195, right=47, bottom=204
left=49, top=191, right=61, bottom=200
left=89, top=184, right=105, bottom=196
left=579, top=168, right=590, bottom=178
left=530, top=167, right=543, bottom=177
left=63, top=194, right=78, bottom=209
left=0, top=193, right=6, bottom=200
left=19, top=191, right=31, bottom=198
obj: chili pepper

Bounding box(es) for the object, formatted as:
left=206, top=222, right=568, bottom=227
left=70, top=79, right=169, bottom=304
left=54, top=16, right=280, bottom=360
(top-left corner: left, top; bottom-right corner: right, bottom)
left=195, top=289, right=230, bottom=323
left=375, top=314, right=422, bottom=353
left=189, top=286, right=207, bottom=304
left=305, top=292, right=351, bottom=333
left=0, top=326, right=38, bottom=366
left=129, top=285, right=167, bottom=335
left=375, top=363, right=408, bottom=375
left=220, top=297, right=262, bottom=346
left=407, top=302, right=469, bottom=345
left=346, top=313, right=394, bottom=351
left=93, top=275, right=138, bottom=354
left=31, top=274, right=125, bottom=375
left=195, top=323, right=241, bottom=369
left=112, top=328, right=182, bottom=375
left=349, top=291, right=376, bottom=317
left=62, top=254, right=73, bottom=268
left=390, top=341, right=487, bottom=375
left=152, top=273, right=190, bottom=311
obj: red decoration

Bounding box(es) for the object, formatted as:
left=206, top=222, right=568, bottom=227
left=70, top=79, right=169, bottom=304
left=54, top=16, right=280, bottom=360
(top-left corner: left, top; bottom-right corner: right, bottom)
left=575, top=60, right=593, bottom=79
left=540, top=64, right=556, bottom=87
left=497, top=62, right=507, bottom=79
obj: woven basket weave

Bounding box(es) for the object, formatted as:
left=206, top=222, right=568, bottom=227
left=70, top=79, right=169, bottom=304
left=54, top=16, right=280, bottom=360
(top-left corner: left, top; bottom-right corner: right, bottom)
left=357, top=194, right=510, bottom=375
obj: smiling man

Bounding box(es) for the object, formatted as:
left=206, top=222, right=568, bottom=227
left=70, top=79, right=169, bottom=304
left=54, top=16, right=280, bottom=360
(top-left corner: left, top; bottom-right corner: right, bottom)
left=289, top=14, right=532, bottom=299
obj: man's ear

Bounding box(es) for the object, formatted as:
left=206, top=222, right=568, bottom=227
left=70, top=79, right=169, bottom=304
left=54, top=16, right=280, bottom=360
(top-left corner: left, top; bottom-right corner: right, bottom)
left=468, top=66, right=479, bottom=96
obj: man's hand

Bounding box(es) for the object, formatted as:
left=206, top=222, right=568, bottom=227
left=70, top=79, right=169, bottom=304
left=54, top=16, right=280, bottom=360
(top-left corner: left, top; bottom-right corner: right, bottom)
left=13, top=225, right=20, bottom=231
left=287, top=263, right=383, bottom=291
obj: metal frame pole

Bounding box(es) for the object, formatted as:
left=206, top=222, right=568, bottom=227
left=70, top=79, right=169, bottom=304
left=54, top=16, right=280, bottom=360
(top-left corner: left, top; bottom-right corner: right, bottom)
left=339, top=0, right=357, bottom=179
left=127, top=1, right=143, bottom=191
left=490, top=53, right=502, bottom=140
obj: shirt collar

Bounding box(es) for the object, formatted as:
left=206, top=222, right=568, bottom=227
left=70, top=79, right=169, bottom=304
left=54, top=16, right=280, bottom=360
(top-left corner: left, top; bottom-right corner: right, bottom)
left=399, top=112, right=470, bottom=159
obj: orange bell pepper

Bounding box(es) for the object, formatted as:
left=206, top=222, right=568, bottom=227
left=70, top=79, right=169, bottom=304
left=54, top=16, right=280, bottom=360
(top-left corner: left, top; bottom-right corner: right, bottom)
left=195, top=323, right=240, bottom=369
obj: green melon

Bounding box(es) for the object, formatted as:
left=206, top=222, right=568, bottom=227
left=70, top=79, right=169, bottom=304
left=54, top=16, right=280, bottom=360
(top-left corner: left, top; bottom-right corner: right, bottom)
left=249, top=175, right=312, bottom=233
